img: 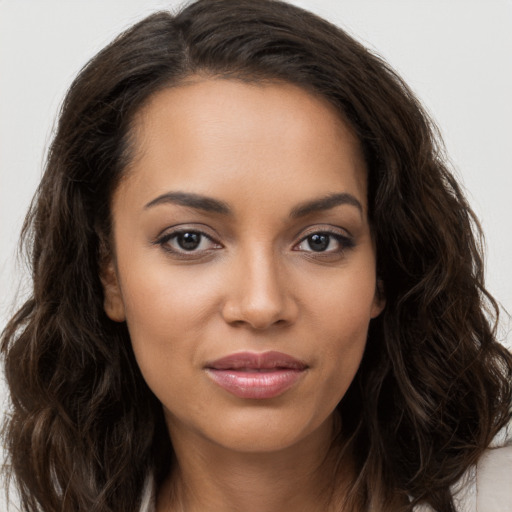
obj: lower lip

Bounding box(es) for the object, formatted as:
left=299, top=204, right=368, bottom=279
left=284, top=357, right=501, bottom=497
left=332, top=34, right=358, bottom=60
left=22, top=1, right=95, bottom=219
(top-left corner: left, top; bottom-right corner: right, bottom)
left=205, top=369, right=305, bottom=399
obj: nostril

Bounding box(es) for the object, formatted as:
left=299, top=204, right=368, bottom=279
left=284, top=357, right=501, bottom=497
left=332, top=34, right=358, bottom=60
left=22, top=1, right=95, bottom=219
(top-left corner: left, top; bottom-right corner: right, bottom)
left=226, top=317, right=290, bottom=331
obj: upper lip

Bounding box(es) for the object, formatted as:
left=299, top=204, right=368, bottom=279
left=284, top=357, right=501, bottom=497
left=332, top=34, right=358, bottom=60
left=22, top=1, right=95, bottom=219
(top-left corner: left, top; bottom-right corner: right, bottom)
left=205, top=351, right=308, bottom=370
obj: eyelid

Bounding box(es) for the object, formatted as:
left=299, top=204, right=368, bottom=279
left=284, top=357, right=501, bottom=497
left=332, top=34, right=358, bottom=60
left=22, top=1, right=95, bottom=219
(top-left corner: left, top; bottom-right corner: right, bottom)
left=294, top=224, right=353, bottom=242
left=153, top=222, right=219, bottom=240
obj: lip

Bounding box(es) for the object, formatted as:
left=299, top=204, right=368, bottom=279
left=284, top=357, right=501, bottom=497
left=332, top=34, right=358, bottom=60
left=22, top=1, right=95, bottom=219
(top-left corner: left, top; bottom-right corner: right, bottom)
left=204, top=351, right=308, bottom=399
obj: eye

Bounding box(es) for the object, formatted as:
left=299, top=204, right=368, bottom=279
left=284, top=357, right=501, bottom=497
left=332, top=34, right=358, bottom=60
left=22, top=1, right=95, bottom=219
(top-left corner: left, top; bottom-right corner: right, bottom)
left=156, top=229, right=221, bottom=256
left=294, top=231, right=354, bottom=254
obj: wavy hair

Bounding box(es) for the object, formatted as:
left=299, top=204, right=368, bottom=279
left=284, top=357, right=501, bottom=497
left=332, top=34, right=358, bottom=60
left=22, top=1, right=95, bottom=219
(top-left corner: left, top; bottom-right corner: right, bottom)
left=2, top=1, right=511, bottom=511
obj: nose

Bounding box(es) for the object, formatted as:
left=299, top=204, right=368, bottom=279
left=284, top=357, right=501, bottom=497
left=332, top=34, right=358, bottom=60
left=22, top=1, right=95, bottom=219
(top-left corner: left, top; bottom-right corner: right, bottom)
left=220, top=247, right=298, bottom=330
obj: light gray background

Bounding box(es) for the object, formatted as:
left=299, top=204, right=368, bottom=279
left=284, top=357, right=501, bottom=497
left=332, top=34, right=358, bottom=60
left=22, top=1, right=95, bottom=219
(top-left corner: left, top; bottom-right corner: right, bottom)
left=1, top=0, right=511, bottom=508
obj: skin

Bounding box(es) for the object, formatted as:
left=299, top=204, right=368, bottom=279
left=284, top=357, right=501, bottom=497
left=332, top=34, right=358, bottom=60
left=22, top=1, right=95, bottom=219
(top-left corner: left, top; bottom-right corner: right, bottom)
left=103, top=79, right=384, bottom=512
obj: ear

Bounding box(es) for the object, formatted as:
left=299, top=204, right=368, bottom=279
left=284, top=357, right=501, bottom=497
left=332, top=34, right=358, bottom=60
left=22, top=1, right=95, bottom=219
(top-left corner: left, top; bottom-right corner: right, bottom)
left=370, top=278, right=386, bottom=319
left=100, top=259, right=126, bottom=322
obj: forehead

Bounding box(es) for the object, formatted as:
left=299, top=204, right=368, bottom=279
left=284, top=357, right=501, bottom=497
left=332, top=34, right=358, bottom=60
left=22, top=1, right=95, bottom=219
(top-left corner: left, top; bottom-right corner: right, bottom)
left=119, top=78, right=368, bottom=215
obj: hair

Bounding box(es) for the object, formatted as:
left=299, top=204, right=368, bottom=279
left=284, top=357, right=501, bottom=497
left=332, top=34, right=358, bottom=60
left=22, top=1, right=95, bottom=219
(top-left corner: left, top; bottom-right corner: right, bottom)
left=2, top=1, right=511, bottom=511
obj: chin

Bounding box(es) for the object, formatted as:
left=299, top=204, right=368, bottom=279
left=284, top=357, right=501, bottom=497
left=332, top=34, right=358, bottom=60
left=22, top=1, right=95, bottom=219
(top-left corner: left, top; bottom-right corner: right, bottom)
left=167, top=404, right=335, bottom=456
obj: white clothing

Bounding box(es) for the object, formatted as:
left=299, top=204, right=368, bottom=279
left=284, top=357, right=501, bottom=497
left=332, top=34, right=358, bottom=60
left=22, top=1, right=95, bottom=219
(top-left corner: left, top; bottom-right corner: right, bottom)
left=415, top=444, right=512, bottom=511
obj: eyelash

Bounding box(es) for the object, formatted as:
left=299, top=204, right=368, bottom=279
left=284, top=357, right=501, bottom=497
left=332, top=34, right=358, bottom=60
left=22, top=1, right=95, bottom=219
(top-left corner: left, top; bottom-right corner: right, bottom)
left=154, top=226, right=354, bottom=259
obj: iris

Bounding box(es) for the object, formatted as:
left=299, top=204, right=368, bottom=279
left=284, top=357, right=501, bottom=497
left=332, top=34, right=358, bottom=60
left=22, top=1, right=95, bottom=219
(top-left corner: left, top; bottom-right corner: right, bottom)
left=307, top=234, right=330, bottom=252
left=177, top=232, right=202, bottom=251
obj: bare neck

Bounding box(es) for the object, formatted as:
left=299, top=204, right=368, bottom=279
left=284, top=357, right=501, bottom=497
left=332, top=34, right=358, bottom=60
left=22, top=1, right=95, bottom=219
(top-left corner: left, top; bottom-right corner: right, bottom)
left=156, top=416, right=350, bottom=512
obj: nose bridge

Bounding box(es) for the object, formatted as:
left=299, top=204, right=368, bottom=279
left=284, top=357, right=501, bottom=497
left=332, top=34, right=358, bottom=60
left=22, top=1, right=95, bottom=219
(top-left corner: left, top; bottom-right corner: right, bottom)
left=222, top=241, right=295, bottom=329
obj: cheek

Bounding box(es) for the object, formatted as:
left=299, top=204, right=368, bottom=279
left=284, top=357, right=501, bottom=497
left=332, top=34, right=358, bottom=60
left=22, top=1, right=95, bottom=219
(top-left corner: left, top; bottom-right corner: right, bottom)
left=115, top=256, right=223, bottom=389
left=119, top=256, right=222, bottom=335
left=302, top=263, right=377, bottom=388
left=316, top=309, right=370, bottom=384
left=304, top=256, right=378, bottom=331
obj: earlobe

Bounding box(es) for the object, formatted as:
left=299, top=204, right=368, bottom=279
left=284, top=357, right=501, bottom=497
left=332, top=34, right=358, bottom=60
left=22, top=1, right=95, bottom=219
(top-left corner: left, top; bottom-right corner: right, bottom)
left=100, top=260, right=126, bottom=322
left=371, top=278, right=386, bottom=318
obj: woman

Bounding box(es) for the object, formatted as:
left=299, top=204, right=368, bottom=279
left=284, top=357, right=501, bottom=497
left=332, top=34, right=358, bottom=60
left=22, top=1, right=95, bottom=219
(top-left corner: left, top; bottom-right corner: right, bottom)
left=2, top=1, right=511, bottom=511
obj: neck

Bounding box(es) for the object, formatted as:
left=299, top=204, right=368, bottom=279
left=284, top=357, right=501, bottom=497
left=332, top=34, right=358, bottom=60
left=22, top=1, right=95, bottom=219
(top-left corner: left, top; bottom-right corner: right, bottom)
left=157, top=414, right=351, bottom=512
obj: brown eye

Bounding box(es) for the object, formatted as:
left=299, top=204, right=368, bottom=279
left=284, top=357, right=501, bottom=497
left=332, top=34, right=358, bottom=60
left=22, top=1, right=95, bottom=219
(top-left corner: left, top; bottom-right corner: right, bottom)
left=306, top=234, right=330, bottom=252
left=156, top=229, right=222, bottom=256
left=176, top=232, right=202, bottom=251
left=295, top=231, right=353, bottom=254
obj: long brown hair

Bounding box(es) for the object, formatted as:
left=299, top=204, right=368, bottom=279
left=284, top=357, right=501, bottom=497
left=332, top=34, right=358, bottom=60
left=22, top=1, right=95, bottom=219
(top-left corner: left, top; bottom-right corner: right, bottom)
left=2, top=1, right=511, bottom=511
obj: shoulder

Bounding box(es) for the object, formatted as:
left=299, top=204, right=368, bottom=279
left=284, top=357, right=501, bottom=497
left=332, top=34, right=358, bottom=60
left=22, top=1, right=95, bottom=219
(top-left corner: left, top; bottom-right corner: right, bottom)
left=139, top=474, right=155, bottom=512
left=472, top=443, right=512, bottom=510
left=414, top=442, right=512, bottom=512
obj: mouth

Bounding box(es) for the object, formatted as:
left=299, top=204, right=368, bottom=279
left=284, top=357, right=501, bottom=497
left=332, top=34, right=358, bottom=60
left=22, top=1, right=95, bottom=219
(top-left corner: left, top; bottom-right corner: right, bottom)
left=204, top=351, right=308, bottom=399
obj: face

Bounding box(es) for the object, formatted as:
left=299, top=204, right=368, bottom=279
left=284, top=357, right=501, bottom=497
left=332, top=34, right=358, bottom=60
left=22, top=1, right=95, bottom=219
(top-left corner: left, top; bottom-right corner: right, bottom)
left=103, top=79, right=384, bottom=454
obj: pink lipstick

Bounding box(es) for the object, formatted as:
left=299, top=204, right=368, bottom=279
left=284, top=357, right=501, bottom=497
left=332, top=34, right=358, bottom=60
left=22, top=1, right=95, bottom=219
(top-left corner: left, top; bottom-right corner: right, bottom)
left=204, top=351, right=307, bottom=399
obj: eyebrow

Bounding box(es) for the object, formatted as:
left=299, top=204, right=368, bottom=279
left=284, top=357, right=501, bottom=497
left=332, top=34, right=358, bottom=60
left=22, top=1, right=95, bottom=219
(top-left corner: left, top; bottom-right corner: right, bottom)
left=144, top=191, right=231, bottom=215
left=290, top=193, right=363, bottom=218
left=144, top=191, right=363, bottom=218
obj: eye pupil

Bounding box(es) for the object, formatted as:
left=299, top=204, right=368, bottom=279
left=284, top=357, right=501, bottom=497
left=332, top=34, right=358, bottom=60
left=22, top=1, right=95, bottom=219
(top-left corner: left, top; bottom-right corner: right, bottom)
left=177, top=232, right=201, bottom=251
left=308, top=234, right=329, bottom=252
